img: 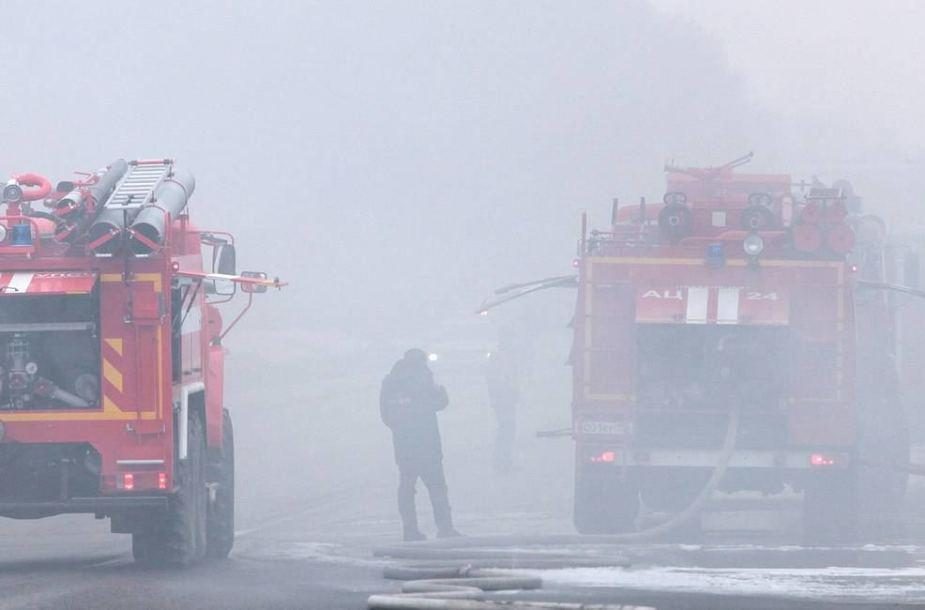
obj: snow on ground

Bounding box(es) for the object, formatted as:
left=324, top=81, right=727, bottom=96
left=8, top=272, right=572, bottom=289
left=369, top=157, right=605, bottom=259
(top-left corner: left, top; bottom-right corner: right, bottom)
left=538, top=564, right=925, bottom=602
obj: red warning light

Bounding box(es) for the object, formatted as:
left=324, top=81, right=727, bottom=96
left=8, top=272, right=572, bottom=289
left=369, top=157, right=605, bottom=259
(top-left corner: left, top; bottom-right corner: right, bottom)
left=810, top=453, right=836, bottom=467
left=591, top=450, right=617, bottom=464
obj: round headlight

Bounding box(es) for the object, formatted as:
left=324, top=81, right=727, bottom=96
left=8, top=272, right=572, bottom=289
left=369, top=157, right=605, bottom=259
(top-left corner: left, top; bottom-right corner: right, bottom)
left=0, top=224, right=9, bottom=243
left=744, top=233, right=765, bottom=257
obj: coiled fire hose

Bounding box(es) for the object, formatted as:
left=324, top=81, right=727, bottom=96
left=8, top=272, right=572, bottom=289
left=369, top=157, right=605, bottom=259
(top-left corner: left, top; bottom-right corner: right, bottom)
left=368, top=408, right=740, bottom=609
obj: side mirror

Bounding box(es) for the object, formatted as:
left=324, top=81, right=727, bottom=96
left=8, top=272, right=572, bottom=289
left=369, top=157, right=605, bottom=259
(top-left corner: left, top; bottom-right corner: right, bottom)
left=210, top=244, right=237, bottom=296
left=214, top=243, right=236, bottom=275
left=241, top=271, right=269, bottom=294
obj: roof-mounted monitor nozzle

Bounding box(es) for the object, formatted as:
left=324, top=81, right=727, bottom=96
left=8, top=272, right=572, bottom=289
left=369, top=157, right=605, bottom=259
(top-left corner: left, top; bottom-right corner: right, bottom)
left=665, top=151, right=754, bottom=179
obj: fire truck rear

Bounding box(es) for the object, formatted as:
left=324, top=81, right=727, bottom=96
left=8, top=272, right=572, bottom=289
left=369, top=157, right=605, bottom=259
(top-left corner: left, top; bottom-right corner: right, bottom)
left=0, top=159, right=280, bottom=565
left=572, top=156, right=885, bottom=543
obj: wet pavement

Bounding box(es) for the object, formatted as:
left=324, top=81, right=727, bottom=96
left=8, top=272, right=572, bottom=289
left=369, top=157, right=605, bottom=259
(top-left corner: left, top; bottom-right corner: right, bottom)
left=0, top=336, right=923, bottom=608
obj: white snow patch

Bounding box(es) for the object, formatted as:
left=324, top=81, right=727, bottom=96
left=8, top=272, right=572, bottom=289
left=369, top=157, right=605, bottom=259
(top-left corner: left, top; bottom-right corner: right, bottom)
left=535, top=565, right=925, bottom=602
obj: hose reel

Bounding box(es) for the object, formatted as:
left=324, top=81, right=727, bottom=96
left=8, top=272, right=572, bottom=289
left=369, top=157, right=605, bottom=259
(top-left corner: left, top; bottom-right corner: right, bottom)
left=658, top=203, right=692, bottom=243
left=740, top=205, right=776, bottom=231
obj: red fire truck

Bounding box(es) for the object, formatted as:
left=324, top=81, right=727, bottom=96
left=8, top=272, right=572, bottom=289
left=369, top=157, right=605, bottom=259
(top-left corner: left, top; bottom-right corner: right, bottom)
left=484, top=154, right=904, bottom=543
left=569, top=155, right=908, bottom=542
left=0, top=159, right=281, bottom=565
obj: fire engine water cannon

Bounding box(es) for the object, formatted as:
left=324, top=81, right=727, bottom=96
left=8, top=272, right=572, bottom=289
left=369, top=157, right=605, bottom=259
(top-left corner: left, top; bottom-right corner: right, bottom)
left=2, top=173, right=53, bottom=222
left=600, top=154, right=860, bottom=262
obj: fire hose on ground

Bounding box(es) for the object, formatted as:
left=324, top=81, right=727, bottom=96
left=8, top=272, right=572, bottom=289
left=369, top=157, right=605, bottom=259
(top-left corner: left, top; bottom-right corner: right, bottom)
left=367, top=407, right=740, bottom=609
left=368, top=565, right=654, bottom=609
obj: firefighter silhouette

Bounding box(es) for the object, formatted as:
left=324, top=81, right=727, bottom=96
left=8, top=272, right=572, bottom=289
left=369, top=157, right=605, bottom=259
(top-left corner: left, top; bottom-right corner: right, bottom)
left=380, top=349, right=462, bottom=541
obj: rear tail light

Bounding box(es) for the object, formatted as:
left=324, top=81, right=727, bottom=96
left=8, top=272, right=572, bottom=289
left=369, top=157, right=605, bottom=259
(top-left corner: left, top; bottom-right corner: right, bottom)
left=810, top=453, right=837, bottom=467
left=122, top=473, right=135, bottom=490
left=590, top=450, right=617, bottom=464
left=158, top=472, right=168, bottom=490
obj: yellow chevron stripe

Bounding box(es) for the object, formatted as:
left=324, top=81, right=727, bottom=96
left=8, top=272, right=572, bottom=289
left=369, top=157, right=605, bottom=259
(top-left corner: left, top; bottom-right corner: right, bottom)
left=104, top=338, right=123, bottom=356
left=103, top=358, right=123, bottom=393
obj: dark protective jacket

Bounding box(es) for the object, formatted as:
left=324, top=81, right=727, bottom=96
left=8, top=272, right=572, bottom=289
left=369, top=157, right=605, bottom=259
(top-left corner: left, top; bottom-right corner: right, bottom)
left=380, top=358, right=449, bottom=468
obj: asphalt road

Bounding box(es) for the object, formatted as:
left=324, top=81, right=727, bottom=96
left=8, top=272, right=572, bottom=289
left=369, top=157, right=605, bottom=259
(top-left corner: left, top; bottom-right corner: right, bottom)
left=0, top=511, right=388, bottom=609
left=0, top=333, right=923, bottom=609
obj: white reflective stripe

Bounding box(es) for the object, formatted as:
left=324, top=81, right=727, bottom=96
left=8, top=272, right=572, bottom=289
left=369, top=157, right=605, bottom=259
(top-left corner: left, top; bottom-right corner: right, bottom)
left=717, top=287, right=741, bottom=324
left=685, top=286, right=709, bottom=324
left=117, top=459, right=165, bottom=466
left=6, top=273, right=33, bottom=294
left=629, top=449, right=850, bottom=469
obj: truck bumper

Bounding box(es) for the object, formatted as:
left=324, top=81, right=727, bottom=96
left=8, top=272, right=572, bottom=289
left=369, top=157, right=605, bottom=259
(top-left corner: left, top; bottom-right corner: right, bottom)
left=602, top=448, right=851, bottom=469
left=0, top=495, right=168, bottom=518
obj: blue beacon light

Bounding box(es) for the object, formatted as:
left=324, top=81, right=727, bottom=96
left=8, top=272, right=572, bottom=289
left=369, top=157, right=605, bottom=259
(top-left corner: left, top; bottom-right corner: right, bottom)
left=706, top=243, right=725, bottom=268
left=10, top=224, right=32, bottom=247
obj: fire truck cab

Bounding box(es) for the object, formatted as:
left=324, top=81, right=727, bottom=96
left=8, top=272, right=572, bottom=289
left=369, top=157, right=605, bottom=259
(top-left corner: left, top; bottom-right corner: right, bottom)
left=0, top=159, right=281, bottom=565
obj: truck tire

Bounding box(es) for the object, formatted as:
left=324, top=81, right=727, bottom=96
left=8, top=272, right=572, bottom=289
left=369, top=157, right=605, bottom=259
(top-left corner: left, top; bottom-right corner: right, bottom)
left=802, top=469, right=857, bottom=545
left=133, top=415, right=208, bottom=566
left=573, top=468, right=638, bottom=534
left=207, top=409, right=235, bottom=559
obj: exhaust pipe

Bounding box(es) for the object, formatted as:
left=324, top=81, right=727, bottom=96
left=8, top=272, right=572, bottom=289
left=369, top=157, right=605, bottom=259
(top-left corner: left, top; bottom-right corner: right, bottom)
left=128, top=168, right=195, bottom=255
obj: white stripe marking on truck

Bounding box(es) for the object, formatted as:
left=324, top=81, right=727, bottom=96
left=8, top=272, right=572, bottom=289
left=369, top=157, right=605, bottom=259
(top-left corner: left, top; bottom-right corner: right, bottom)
left=685, top=286, right=709, bottom=324
left=717, top=287, right=741, bottom=324
left=6, top=273, right=34, bottom=294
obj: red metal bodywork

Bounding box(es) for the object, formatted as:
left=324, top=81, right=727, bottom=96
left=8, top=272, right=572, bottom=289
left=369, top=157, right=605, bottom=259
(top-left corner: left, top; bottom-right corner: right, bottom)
left=573, top=165, right=859, bottom=475
left=573, top=255, right=856, bottom=447
left=0, top=186, right=226, bottom=505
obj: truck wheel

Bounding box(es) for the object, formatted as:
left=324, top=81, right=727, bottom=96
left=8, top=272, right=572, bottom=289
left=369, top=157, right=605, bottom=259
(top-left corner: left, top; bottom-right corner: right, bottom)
left=207, top=409, right=235, bottom=559
left=573, top=468, right=638, bottom=534
left=802, top=470, right=857, bottom=546
left=133, top=415, right=208, bottom=566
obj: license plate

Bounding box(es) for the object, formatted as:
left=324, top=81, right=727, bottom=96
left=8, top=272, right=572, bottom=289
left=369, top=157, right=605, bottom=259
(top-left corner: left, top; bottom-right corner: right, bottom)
left=578, top=420, right=628, bottom=436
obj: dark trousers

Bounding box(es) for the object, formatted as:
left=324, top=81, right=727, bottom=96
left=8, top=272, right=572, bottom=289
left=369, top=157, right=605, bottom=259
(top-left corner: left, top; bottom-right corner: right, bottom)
left=397, top=459, right=453, bottom=533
